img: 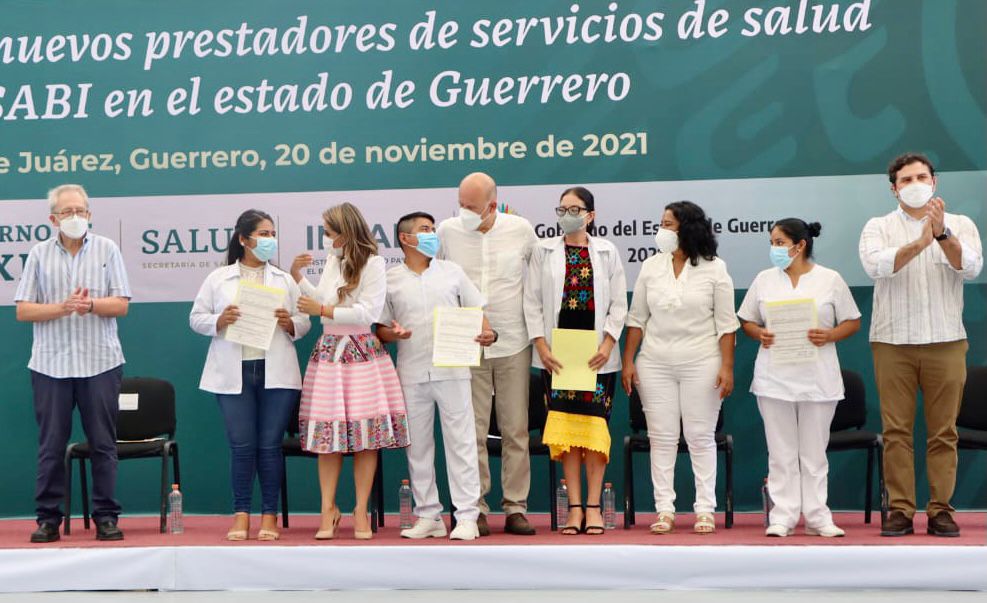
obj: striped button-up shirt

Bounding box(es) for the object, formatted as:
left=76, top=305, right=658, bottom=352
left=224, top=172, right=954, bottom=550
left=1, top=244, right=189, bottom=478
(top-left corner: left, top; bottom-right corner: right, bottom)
left=14, top=234, right=132, bottom=378
left=859, top=208, right=983, bottom=345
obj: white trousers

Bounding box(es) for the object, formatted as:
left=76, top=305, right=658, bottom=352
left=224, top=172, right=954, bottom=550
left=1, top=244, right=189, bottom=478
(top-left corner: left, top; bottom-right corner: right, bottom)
left=637, top=355, right=722, bottom=514
left=403, top=379, right=481, bottom=522
left=757, top=396, right=838, bottom=529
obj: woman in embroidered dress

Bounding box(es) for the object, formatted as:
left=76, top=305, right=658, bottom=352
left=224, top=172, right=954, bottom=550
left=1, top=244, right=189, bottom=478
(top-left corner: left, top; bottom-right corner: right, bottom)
left=523, top=187, right=627, bottom=535
left=291, top=202, right=409, bottom=540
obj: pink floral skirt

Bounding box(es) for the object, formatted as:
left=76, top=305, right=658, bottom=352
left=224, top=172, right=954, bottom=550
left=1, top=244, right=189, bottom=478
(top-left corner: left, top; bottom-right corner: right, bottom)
left=298, top=326, right=409, bottom=454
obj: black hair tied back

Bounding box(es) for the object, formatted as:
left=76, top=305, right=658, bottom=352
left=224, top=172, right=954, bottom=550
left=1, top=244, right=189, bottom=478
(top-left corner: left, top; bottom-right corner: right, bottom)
left=773, top=218, right=821, bottom=260
left=227, top=209, right=274, bottom=265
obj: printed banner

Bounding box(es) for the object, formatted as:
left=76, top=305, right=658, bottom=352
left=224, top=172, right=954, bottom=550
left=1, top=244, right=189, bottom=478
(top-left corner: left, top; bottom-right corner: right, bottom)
left=2, top=170, right=982, bottom=304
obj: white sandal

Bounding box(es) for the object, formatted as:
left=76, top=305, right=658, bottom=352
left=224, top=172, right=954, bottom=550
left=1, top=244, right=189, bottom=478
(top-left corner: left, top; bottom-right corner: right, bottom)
left=649, top=512, right=675, bottom=535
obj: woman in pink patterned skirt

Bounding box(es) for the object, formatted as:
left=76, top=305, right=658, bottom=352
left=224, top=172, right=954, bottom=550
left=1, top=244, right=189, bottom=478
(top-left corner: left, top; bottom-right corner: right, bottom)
left=291, top=202, right=409, bottom=540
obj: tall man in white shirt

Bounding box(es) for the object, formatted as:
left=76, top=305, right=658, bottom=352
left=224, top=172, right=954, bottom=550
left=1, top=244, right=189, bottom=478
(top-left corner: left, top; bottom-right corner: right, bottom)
left=437, top=172, right=539, bottom=536
left=377, top=211, right=494, bottom=541
left=15, top=184, right=132, bottom=543
left=859, top=153, right=983, bottom=537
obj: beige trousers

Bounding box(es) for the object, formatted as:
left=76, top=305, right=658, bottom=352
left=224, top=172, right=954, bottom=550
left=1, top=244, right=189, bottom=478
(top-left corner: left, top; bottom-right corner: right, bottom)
left=872, top=340, right=968, bottom=518
left=470, top=347, right=531, bottom=515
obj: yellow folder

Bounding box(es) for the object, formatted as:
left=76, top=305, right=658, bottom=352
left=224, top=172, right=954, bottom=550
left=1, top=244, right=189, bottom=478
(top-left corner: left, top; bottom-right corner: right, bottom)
left=550, top=328, right=598, bottom=392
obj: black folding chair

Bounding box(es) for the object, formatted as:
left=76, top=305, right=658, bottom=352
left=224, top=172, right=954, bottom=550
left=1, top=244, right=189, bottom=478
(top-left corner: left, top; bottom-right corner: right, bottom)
left=481, top=372, right=559, bottom=530
left=623, top=389, right=734, bottom=529
left=958, top=365, right=987, bottom=473
left=280, top=403, right=384, bottom=532
left=64, top=377, right=180, bottom=534
left=827, top=369, right=884, bottom=523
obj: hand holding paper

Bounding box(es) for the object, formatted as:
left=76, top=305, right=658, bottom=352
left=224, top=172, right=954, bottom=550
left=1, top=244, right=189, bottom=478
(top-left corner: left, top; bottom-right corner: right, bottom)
left=551, top=328, right=598, bottom=392
left=587, top=336, right=615, bottom=371
left=225, top=281, right=287, bottom=351
left=432, top=306, right=483, bottom=367
left=765, top=298, right=818, bottom=364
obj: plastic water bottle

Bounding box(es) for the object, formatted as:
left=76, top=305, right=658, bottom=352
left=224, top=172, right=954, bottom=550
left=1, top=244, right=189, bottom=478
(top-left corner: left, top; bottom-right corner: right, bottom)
left=556, top=479, right=569, bottom=527
left=398, top=479, right=414, bottom=529
left=761, top=477, right=773, bottom=527
left=168, top=484, right=184, bottom=534
left=602, top=482, right=616, bottom=530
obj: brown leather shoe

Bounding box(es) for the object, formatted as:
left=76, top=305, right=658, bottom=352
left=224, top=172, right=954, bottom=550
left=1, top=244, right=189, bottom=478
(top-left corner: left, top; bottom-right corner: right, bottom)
left=927, top=511, right=960, bottom=537
left=504, top=512, right=536, bottom=535
left=476, top=513, right=490, bottom=537
left=880, top=510, right=914, bottom=536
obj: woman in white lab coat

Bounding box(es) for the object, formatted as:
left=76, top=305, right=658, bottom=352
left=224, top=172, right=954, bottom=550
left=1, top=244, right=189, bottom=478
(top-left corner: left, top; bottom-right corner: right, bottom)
left=524, top=186, right=627, bottom=535
left=738, top=218, right=860, bottom=537
left=190, top=209, right=310, bottom=541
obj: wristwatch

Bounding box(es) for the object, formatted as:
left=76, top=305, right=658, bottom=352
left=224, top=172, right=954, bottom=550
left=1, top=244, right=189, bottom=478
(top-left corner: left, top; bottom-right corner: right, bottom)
left=935, top=227, right=952, bottom=242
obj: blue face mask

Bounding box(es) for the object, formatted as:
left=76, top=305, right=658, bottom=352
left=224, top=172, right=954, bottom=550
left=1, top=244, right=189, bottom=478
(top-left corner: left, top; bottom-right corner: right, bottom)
left=769, top=245, right=794, bottom=270
left=414, top=232, right=440, bottom=258
left=251, top=236, right=278, bottom=262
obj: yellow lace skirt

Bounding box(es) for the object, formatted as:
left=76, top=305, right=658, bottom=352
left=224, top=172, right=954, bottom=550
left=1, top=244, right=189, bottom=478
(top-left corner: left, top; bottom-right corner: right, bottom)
left=542, top=411, right=611, bottom=462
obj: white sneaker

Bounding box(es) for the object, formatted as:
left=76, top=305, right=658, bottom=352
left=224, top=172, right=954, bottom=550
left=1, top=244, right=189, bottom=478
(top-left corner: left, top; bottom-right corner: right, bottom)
left=765, top=524, right=793, bottom=537
left=400, top=517, right=447, bottom=539
left=449, top=520, right=480, bottom=541
left=805, top=524, right=845, bottom=537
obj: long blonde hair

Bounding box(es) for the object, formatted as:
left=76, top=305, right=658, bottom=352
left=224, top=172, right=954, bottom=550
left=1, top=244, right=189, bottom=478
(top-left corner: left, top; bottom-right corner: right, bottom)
left=323, top=202, right=378, bottom=302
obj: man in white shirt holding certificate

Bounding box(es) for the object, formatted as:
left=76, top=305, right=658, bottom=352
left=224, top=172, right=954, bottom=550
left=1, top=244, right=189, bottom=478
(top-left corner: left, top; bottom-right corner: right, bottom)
left=378, top=211, right=496, bottom=541
left=437, top=172, right=539, bottom=536
left=859, top=152, right=983, bottom=538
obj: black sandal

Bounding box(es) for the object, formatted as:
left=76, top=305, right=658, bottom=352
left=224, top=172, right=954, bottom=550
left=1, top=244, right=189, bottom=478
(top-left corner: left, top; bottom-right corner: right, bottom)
left=560, top=504, right=584, bottom=535
left=584, top=504, right=605, bottom=535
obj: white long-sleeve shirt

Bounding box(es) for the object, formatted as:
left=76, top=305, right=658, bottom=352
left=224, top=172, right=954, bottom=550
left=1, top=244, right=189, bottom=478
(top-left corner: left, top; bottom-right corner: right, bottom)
left=379, top=259, right=487, bottom=385
left=859, top=208, right=983, bottom=344
left=437, top=211, right=537, bottom=359
left=299, top=254, right=387, bottom=328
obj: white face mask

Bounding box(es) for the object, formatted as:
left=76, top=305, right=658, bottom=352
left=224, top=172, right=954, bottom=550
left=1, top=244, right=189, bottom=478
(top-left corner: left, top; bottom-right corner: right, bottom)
left=653, top=228, right=679, bottom=254
left=898, top=183, right=933, bottom=209
left=59, top=214, right=89, bottom=240
left=459, top=207, right=484, bottom=231
left=324, top=234, right=343, bottom=257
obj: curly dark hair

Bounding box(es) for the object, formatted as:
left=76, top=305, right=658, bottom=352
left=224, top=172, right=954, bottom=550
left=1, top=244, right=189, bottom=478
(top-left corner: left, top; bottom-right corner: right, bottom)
left=887, top=152, right=935, bottom=183
left=665, top=201, right=717, bottom=266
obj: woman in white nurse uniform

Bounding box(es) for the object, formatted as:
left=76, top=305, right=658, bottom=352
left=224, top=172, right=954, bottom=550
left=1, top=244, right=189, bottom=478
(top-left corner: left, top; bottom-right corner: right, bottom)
left=738, top=218, right=861, bottom=537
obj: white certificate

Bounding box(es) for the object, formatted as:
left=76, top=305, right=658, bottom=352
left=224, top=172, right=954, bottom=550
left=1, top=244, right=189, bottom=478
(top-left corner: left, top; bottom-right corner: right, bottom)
left=765, top=298, right=818, bottom=365
left=224, top=281, right=286, bottom=351
left=432, top=306, right=483, bottom=367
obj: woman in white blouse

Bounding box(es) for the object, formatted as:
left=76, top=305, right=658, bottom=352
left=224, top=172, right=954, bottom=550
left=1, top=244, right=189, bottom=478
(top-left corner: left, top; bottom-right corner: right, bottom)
left=738, top=219, right=861, bottom=537
left=523, top=186, right=627, bottom=535
left=190, top=209, right=311, bottom=541
left=622, top=201, right=738, bottom=535
left=290, top=202, right=409, bottom=540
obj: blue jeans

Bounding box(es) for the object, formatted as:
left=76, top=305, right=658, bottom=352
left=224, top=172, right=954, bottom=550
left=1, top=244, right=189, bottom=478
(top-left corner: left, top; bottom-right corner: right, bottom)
left=216, top=360, right=298, bottom=515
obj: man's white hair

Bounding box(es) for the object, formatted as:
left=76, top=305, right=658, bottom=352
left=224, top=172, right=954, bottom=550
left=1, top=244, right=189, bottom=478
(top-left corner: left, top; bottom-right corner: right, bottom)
left=47, top=184, right=89, bottom=213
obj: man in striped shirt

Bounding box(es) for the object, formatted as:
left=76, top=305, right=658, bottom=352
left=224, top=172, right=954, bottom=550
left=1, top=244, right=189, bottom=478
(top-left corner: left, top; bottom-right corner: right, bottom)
left=15, top=184, right=132, bottom=543
left=859, top=153, right=983, bottom=538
